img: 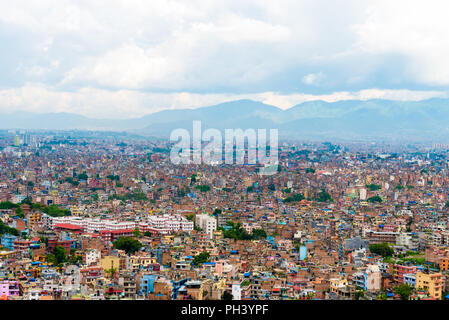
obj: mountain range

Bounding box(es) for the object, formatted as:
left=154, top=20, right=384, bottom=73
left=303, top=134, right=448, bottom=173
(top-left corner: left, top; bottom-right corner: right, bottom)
left=2, top=98, right=449, bottom=141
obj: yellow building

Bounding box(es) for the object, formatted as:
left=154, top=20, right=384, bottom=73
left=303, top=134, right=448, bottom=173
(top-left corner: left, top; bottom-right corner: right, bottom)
left=330, top=278, right=349, bottom=294
left=129, top=255, right=157, bottom=270
left=439, top=257, right=449, bottom=271
left=100, top=256, right=121, bottom=272
left=71, top=206, right=83, bottom=216
left=162, top=235, right=174, bottom=245
left=416, top=271, right=444, bottom=300
left=27, top=210, right=41, bottom=227
left=214, top=230, right=223, bottom=240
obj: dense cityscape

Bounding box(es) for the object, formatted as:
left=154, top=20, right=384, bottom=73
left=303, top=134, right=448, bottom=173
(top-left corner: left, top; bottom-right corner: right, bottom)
left=0, top=130, right=448, bottom=300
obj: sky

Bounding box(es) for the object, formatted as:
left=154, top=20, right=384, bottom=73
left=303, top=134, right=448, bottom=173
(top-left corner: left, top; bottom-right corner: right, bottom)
left=1, top=0, right=449, bottom=119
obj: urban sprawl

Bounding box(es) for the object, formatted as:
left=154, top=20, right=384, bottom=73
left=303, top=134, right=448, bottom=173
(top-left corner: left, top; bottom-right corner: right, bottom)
left=1, top=130, right=449, bottom=301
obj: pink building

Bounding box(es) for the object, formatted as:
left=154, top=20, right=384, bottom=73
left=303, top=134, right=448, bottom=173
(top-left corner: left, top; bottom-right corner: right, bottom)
left=0, top=281, right=20, bottom=299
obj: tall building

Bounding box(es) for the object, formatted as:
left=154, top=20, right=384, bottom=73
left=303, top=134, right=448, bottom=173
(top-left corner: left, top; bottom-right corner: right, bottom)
left=196, top=214, right=217, bottom=239
left=14, top=135, right=20, bottom=147
left=416, top=272, right=443, bottom=300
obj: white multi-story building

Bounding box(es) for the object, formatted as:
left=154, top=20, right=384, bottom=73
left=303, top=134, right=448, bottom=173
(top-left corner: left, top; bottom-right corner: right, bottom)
left=85, top=249, right=101, bottom=266
left=196, top=214, right=217, bottom=239
left=396, top=232, right=413, bottom=247
left=49, top=213, right=193, bottom=236
left=139, top=214, right=194, bottom=234
left=51, top=216, right=136, bottom=233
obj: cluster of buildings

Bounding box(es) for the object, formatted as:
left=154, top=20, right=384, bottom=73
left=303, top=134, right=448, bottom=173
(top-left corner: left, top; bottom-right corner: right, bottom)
left=0, top=132, right=449, bottom=300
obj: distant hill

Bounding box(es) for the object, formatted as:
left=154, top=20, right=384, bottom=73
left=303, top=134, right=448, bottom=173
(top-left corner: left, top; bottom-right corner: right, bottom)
left=3, top=98, right=449, bottom=141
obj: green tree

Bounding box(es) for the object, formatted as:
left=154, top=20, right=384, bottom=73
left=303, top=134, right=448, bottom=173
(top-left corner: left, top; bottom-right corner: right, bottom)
left=0, top=202, right=19, bottom=209
left=366, top=184, right=381, bottom=191
left=192, top=251, right=210, bottom=266
left=316, top=190, right=333, bottom=202
left=78, top=172, right=88, bottom=180
left=195, top=185, right=211, bottom=192
left=355, top=289, right=364, bottom=300
left=222, top=222, right=252, bottom=240
left=283, top=193, right=305, bottom=203
left=15, top=207, right=24, bottom=218
left=369, top=243, right=394, bottom=257
left=42, top=205, right=71, bottom=217
left=105, top=267, right=117, bottom=279
left=52, top=246, right=67, bottom=265
left=107, top=175, right=120, bottom=181
left=394, top=284, right=413, bottom=300
left=251, top=229, right=267, bottom=240
left=0, top=220, right=19, bottom=236
left=367, top=196, right=382, bottom=203
left=133, top=228, right=142, bottom=238
left=113, top=237, right=142, bottom=254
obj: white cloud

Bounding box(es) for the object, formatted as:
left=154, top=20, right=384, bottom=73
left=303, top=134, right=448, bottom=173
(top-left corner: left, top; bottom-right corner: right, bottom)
left=302, top=72, right=325, bottom=86
left=353, top=0, right=449, bottom=85
left=0, top=0, right=449, bottom=117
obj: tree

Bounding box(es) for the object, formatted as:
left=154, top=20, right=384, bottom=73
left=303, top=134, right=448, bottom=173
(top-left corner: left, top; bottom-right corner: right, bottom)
left=195, top=185, right=210, bottom=192
left=70, top=249, right=83, bottom=265
left=283, top=193, right=304, bottom=203
left=369, top=243, right=394, bottom=257
left=252, top=229, right=267, bottom=240
left=394, top=284, right=412, bottom=300
left=15, top=207, right=24, bottom=218
left=105, top=267, right=117, bottom=279
left=0, top=201, right=19, bottom=210
left=42, top=205, right=71, bottom=217
left=113, top=237, right=142, bottom=254
left=367, top=196, right=382, bottom=203
left=0, top=220, right=19, bottom=236
left=78, top=172, right=88, bottom=180
left=133, top=228, right=142, bottom=238
left=316, top=190, right=332, bottom=202
left=192, top=251, right=210, bottom=266
left=366, top=184, right=381, bottom=191
left=47, top=246, right=68, bottom=266
left=222, top=222, right=252, bottom=240
left=107, top=175, right=120, bottom=181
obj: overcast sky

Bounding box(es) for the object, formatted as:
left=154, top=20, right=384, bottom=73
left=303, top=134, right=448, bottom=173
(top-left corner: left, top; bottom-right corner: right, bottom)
left=1, top=0, right=449, bottom=119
